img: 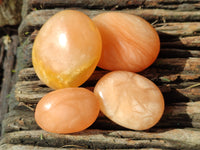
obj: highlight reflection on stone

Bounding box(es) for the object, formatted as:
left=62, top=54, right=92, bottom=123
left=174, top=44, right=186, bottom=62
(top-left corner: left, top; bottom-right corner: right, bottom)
left=32, top=10, right=102, bottom=89
left=35, top=88, right=100, bottom=134
left=94, top=71, right=165, bottom=130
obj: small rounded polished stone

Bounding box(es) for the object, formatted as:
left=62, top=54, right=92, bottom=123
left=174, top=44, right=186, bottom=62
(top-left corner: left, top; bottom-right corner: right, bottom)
left=94, top=71, right=164, bottom=130
left=93, top=12, right=160, bottom=72
left=35, top=88, right=100, bottom=134
left=32, top=10, right=102, bottom=89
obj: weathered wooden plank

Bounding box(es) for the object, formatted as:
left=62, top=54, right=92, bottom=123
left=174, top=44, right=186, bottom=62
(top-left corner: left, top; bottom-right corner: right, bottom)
left=0, top=144, right=77, bottom=150
left=152, top=57, right=200, bottom=73
left=14, top=79, right=200, bottom=104
left=15, top=56, right=200, bottom=104
left=161, top=36, right=200, bottom=48
left=15, top=80, right=53, bottom=104
left=1, top=109, right=38, bottom=134
left=21, top=0, right=200, bottom=19
left=15, top=38, right=200, bottom=77
left=18, top=68, right=39, bottom=81
left=155, top=22, right=200, bottom=37
left=18, top=9, right=200, bottom=41
left=1, top=129, right=200, bottom=149
left=0, top=0, right=22, bottom=27
left=0, top=35, right=19, bottom=123
left=18, top=57, right=200, bottom=81
left=2, top=100, right=200, bottom=134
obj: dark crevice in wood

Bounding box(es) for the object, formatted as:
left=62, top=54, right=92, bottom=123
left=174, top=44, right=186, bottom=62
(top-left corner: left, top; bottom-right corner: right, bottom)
left=0, top=35, right=19, bottom=125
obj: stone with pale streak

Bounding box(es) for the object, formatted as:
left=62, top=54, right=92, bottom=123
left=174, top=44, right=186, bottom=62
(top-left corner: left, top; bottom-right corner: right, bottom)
left=32, top=10, right=102, bottom=89
left=93, top=12, right=160, bottom=72
left=94, top=71, right=164, bottom=130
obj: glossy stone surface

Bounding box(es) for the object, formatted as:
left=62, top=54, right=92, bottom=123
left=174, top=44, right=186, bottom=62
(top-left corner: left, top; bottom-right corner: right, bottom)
left=32, top=10, right=102, bottom=89
left=94, top=71, right=164, bottom=130
left=93, top=12, right=160, bottom=72
left=35, top=88, right=100, bottom=134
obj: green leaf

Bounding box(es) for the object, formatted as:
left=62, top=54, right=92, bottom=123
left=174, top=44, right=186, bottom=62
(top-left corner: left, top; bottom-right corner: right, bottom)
left=11, top=69, right=16, bottom=73
left=40, top=134, right=43, bottom=140
left=24, top=32, right=29, bottom=35
left=160, top=77, right=171, bottom=82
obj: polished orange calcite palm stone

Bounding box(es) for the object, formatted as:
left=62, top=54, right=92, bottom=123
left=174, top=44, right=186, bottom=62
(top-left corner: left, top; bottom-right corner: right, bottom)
left=93, top=12, right=160, bottom=72
left=35, top=88, right=100, bottom=134
left=32, top=10, right=102, bottom=89
left=94, top=71, right=164, bottom=130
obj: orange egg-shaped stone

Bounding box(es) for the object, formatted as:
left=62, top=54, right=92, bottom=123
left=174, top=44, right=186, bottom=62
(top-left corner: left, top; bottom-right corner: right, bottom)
left=32, top=10, right=102, bottom=89
left=93, top=12, right=160, bottom=72
left=35, top=88, right=100, bottom=134
left=94, top=71, right=164, bottom=130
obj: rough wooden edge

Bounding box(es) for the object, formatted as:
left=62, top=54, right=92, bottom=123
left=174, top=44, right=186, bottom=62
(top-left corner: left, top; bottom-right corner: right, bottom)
left=18, top=9, right=200, bottom=41
left=1, top=129, right=200, bottom=149
left=21, top=0, right=200, bottom=19
left=15, top=56, right=200, bottom=104
left=0, top=144, right=79, bottom=150
left=15, top=78, right=200, bottom=104
left=0, top=35, right=19, bottom=123
left=2, top=99, right=200, bottom=134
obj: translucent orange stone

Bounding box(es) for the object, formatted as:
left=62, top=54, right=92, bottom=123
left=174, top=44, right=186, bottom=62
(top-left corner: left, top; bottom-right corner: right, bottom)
left=35, top=88, right=100, bottom=134
left=94, top=71, right=164, bottom=130
left=93, top=12, right=160, bottom=72
left=32, top=10, right=102, bottom=89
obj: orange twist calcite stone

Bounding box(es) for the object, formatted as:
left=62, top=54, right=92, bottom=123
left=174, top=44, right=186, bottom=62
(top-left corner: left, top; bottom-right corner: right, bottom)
left=94, top=71, right=164, bottom=130
left=93, top=12, right=160, bottom=72
left=32, top=10, right=102, bottom=89
left=35, top=88, right=100, bottom=134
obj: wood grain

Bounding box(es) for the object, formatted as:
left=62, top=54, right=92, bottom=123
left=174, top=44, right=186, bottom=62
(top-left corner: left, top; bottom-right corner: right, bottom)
left=1, top=0, right=200, bottom=149
left=18, top=9, right=200, bottom=42
left=1, top=129, right=200, bottom=149
left=0, top=0, right=22, bottom=27
left=21, top=0, right=200, bottom=19
left=0, top=35, right=19, bottom=123
left=15, top=64, right=200, bottom=104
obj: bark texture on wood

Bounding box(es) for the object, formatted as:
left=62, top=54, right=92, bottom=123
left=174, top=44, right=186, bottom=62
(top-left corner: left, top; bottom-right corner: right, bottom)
left=2, top=97, right=200, bottom=134
left=0, top=144, right=79, bottom=150
left=18, top=9, right=200, bottom=42
left=0, top=0, right=22, bottom=27
left=1, top=129, right=200, bottom=149
left=2, top=0, right=200, bottom=149
left=21, top=0, right=200, bottom=19
left=0, top=35, right=19, bottom=123
left=15, top=65, right=200, bottom=104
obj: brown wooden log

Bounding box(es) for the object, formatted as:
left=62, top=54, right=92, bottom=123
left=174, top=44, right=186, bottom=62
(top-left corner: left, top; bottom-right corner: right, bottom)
left=14, top=79, right=200, bottom=104
left=15, top=37, right=33, bottom=70
left=15, top=80, right=53, bottom=104
left=18, top=9, right=200, bottom=41
left=15, top=55, right=200, bottom=103
left=0, top=0, right=22, bottom=27
left=1, top=109, right=38, bottom=134
left=18, top=57, right=200, bottom=81
left=0, top=144, right=75, bottom=150
left=1, top=129, right=200, bottom=149
left=0, top=35, right=19, bottom=122
left=161, top=36, right=200, bottom=48
left=2, top=100, right=200, bottom=134
left=155, top=22, right=200, bottom=37
left=21, top=0, right=200, bottom=19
